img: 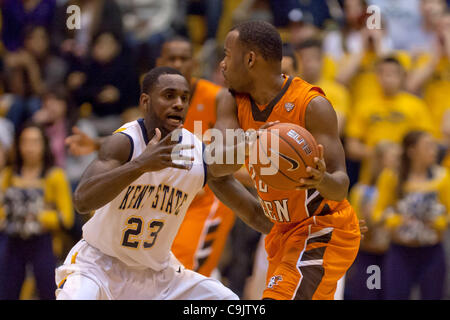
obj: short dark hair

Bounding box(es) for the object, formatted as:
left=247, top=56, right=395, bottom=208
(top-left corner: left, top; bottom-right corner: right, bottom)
left=141, top=67, right=184, bottom=94
left=294, top=38, right=322, bottom=52
left=232, top=21, right=282, bottom=62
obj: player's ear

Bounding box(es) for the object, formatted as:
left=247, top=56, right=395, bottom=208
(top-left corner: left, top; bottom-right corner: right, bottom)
left=247, top=51, right=256, bottom=68
left=156, top=57, right=163, bottom=67
left=139, top=93, right=150, bottom=112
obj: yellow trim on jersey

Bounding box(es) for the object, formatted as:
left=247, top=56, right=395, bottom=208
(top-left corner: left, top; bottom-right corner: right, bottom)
left=71, top=251, right=79, bottom=264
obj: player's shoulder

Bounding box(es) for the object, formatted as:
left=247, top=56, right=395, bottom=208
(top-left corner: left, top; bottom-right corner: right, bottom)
left=113, top=119, right=140, bottom=134
left=289, top=76, right=325, bottom=101
left=194, top=78, right=222, bottom=97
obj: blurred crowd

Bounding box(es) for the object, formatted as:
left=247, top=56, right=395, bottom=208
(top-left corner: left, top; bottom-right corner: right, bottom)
left=0, top=0, right=449, bottom=300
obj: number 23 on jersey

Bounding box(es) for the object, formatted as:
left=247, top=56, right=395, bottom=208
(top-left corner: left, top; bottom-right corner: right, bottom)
left=121, top=216, right=164, bottom=249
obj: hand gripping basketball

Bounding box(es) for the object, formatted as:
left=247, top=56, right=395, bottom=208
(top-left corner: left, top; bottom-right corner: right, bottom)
left=295, top=144, right=326, bottom=190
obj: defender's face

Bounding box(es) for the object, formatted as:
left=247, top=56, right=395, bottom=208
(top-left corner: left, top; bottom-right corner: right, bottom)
left=158, top=41, right=194, bottom=80
left=143, top=74, right=190, bottom=136
left=220, top=30, right=247, bottom=92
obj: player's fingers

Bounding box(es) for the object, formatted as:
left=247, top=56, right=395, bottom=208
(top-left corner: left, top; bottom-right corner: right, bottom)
left=166, top=161, right=192, bottom=170
left=314, top=157, right=326, bottom=172
left=161, top=125, right=184, bottom=145
left=149, top=128, right=162, bottom=144
left=317, top=144, right=324, bottom=160
left=162, top=143, right=194, bottom=154
left=306, top=166, right=322, bottom=179
left=298, top=177, right=320, bottom=185
left=259, top=121, right=279, bottom=130
left=170, top=153, right=195, bottom=162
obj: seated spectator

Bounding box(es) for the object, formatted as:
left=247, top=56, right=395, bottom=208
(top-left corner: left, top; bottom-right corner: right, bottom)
left=70, top=31, right=140, bottom=135
left=294, top=38, right=351, bottom=137
left=345, top=141, right=401, bottom=300
left=0, top=122, right=74, bottom=300
left=1, top=0, right=56, bottom=52
left=345, top=57, right=435, bottom=184
left=373, top=130, right=450, bottom=300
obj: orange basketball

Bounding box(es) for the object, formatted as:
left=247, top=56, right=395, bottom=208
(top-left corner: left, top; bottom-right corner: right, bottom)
left=250, top=123, right=320, bottom=190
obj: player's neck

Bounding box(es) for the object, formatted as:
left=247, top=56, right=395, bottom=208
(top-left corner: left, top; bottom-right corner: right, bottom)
left=249, top=73, right=286, bottom=106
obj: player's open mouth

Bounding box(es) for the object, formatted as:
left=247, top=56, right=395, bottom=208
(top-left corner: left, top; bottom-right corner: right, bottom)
left=166, top=115, right=183, bottom=126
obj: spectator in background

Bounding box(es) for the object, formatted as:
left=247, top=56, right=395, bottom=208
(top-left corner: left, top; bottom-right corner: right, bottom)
left=294, top=38, right=351, bottom=137
left=2, top=48, right=43, bottom=132
left=367, top=0, right=427, bottom=53
left=281, top=43, right=297, bottom=77
left=326, top=0, right=397, bottom=107
left=70, top=31, right=140, bottom=135
left=52, top=0, right=123, bottom=62
left=23, top=25, right=68, bottom=92
left=345, top=141, right=401, bottom=300
left=407, top=9, right=450, bottom=142
left=0, top=123, right=74, bottom=300
left=117, top=0, right=177, bottom=71
left=0, top=0, right=56, bottom=52
left=346, top=57, right=435, bottom=184
left=373, top=131, right=450, bottom=299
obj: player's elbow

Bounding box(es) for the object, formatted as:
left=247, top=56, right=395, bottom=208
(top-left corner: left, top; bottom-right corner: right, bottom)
left=73, top=189, right=92, bottom=214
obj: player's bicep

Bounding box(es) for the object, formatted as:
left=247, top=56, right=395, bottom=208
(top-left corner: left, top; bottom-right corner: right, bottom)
left=305, top=96, right=347, bottom=173
left=214, top=89, right=240, bottom=131
left=78, top=133, right=131, bottom=183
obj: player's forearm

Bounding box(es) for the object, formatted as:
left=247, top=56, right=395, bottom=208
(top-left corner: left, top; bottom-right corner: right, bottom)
left=316, top=171, right=349, bottom=202
left=208, top=175, right=273, bottom=234
left=206, top=142, right=247, bottom=177
left=74, top=161, right=144, bottom=214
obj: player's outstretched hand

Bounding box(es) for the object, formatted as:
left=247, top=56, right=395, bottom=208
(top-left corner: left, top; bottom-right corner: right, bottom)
left=134, top=127, right=194, bottom=172
left=295, top=144, right=326, bottom=190
left=65, top=126, right=99, bottom=156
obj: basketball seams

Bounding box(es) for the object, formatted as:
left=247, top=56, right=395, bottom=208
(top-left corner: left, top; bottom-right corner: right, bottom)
left=270, top=129, right=308, bottom=168
left=257, top=135, right=300, bottom=184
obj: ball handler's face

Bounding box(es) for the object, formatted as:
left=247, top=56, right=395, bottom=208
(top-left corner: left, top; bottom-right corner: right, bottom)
left=221, top=30, right=250, bottom=92
left=141, top=74, right=190, bottom=137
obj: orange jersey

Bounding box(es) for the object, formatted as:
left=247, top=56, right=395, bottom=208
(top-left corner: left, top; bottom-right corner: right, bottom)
left=235, top=76, right=351, bottom=225
left=172, top=78, right=235, bottom=276
left=183, top=78, right=221, bottom=134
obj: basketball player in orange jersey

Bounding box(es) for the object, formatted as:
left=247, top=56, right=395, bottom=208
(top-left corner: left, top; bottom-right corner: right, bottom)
left=155, top=36, right=235, bottom=277
left=66, top=37, right=236, bottom=278
left=208, top=21, right=361, bottom=300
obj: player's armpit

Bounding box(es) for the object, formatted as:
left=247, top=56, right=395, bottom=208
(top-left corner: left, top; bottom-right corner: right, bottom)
left=305, top=96, right=350, bottom=201
left=207, top=174, right=273, bottom=234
